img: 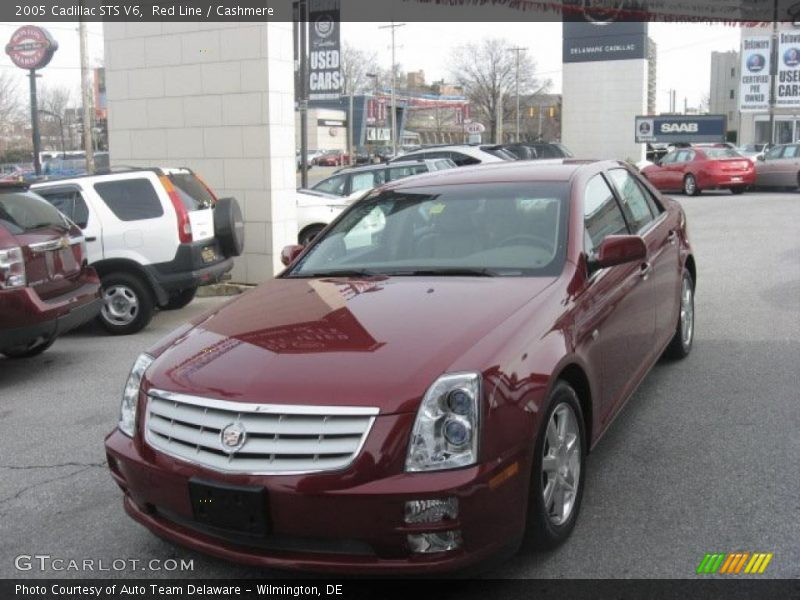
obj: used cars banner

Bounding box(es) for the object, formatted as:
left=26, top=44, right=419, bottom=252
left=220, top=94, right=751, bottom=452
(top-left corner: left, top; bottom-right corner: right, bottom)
left=308, top=0, right=342, bottom=100
left=739, top=36, right=771, bottom=112
left=776, top=30, right=800, bottom=108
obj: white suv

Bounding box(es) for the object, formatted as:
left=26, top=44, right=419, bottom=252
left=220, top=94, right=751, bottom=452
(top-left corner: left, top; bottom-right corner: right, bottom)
left=32, top=168, right=244, bottom=335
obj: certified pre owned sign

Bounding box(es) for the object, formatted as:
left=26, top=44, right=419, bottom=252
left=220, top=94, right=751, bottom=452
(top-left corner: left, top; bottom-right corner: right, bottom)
left=5, top=25, right=57, bottom=70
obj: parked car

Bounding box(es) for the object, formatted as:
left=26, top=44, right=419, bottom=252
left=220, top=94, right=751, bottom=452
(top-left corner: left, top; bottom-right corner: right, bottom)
left=0, top=183, right=102, bottom=358
left=295, top=189, right=349, bottom=246
left=105, top=159, right=695, bottom=574
left=310, top=159, right=457, bottom=202
left=32, top=167, right=243, bottom=335
left=738, top=143, right=769, bottom=163
left=391, top=144, right=517, bottom=166
left=640, top=145, right=755, bottom=195
left=316, top=150, right=350, bottom=167
left=754, top=143, right=800, bottom=190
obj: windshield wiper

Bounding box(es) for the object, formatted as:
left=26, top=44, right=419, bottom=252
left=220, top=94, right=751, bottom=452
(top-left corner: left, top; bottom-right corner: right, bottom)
left=391, top=268, right=498, bottom=277
left=290, top=268, right=379, bottom=279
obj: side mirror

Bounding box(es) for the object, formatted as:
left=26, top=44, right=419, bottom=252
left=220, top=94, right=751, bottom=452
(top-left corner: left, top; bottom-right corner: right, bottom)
left=280, top=244, right=304, bottom=266
left=591, top=235, right=647, bottom=270
left=757, top=154, right=765, bottom=161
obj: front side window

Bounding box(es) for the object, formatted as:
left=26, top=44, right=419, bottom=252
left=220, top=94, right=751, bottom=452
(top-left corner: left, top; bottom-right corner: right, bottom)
left=94, top=178, right=164, bottom=222
left=583, top=175, right=629, bottom=255
left=37, top=189, right=90, bottom=228
left=388, top=165, right=428, bottom=181
left=607, top=169, right=655, bottom=233
left=313, top=175, right=347, bottom=196
left=287, top=182, right=569, bottom=278
left=350, top=171, right=384, bottom=194
left=765, top=145, right=783, bottom=160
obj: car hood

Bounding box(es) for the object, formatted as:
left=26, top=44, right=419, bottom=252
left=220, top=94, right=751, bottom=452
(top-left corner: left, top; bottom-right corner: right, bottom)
left=147, top=276, right=555, bottom=414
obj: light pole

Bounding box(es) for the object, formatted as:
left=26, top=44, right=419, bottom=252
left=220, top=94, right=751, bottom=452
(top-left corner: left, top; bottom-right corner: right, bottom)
left=379, top=22, right=405, bottom=156
left=509, top=47, right=526, bottom=143
left=366, top=72, right=379, bottom=160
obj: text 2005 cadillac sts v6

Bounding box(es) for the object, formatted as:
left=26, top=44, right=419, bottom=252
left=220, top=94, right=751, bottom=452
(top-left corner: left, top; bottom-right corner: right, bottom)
left=105, top=160, right=695, bottom=574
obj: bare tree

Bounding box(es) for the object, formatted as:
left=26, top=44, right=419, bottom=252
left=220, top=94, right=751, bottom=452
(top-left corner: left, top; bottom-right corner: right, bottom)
left=449, top=38, right=550, bottom=142
left=0, top=72, right=21, bottom=124
left=36, top=84, right=74, bottom=152
left=341, top=42, right=381, bottom=95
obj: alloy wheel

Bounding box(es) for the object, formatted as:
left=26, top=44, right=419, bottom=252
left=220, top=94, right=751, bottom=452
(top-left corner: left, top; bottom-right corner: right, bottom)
left=680, top=275, right=694, bottom=348
left=102, top=285, right=140, bottom=326
left=684, top=175, right=697, bottom=196
left=541, top=403, right=582, bottom=526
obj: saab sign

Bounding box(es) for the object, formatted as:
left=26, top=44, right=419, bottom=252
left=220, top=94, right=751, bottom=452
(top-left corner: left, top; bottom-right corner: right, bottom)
left=635, top=115, right=727, bottom=144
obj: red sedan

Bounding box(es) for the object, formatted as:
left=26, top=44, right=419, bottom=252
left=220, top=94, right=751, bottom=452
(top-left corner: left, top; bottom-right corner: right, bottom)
left=641, top=145, right=755, bottom=195
left=316, top=151, right=350, bottom=167
left=105, top=160, right=695, bottom=574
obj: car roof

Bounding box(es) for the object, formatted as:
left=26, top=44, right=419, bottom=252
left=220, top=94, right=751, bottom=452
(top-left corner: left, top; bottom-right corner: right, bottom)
left=30, top=166, right=193, bottom=187
left=378, top=159, right=607, bottom=191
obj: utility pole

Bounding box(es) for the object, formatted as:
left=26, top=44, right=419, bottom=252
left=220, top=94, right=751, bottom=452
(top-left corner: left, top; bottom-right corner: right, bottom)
left=347, top=79, right=354, bottom=166
left=767, top=4, right=779, bottom=145
left=296, top=0, right=309, bottom=188
left=379, top=22, right=405, bottom=156
left=509, top=47, right=526, bottom=143
left=79, top=13, right=94, bottom=174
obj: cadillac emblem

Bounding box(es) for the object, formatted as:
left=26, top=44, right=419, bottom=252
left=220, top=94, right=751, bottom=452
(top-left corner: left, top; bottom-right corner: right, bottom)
left=219, top=422, right=247, bottom=454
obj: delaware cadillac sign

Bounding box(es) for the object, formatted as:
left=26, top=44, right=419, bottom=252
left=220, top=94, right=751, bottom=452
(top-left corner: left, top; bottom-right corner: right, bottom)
left=5, top=25, right=57, bottom=70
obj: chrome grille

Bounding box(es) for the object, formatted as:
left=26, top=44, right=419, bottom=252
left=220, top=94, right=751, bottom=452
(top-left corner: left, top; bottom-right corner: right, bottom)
left=144, top=389, right=378, bottom=475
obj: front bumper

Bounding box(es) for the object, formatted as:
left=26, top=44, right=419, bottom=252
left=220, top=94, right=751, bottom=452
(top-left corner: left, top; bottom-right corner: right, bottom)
left=105, top=426, right=529, bottom=574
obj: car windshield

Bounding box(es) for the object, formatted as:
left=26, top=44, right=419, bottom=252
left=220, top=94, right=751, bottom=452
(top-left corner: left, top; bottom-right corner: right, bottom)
left=703, top=148, right=740, bottom=159
left=0, top=191, right=70, bottom=234
left=286, top=182, right=569, bottom=278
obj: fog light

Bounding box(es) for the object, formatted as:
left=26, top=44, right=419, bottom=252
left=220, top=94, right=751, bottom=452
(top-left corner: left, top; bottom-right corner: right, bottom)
left=404, top=498, right=458, bottom=524
left=408, top=531, right=462, bottom=554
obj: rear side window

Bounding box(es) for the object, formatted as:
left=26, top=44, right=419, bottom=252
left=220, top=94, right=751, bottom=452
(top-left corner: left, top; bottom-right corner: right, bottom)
left=607, top=169, right=656, bottom=232
left=450, top=152, right=481, bottom=166
left=783, top=145, right=799, bottom=158
left=388, top=165, right=428, bottom=181
left=350, top=171, right=385, bottom=194
left=0, top=191, right=68, bottom=234
left=583, top=175, right=629, bottom=255
left=167, top=173, right=215, bottom=211
left=94, top=178, right=164, bottom=222
left=36, top=189, right=90, bottom=228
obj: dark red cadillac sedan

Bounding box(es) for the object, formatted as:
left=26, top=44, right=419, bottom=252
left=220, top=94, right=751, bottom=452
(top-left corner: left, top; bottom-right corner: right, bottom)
left=105, top=160, right=695, bottom=574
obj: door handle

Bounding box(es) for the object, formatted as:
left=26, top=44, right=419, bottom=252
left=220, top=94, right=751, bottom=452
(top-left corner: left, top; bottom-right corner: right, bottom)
left=667, top=230, right=677, bottom=245
left=85, top=236, right=97, bottom=242
left=639, top=262, right=652, bottom=280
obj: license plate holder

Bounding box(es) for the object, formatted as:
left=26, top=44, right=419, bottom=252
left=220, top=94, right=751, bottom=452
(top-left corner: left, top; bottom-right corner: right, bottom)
left=201, top=246, right=217, bottom=264
left=188, top=479, right=268, bottom=535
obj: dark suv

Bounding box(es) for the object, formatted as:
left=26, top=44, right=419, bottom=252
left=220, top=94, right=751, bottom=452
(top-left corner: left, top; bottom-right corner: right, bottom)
left=0, top=183, right=102, bottom=358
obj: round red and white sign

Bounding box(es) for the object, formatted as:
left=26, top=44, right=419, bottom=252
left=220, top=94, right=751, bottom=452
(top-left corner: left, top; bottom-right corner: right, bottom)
left=465, top=122, right=486, bottom=134
left=5, top=25, right=58, bottom=70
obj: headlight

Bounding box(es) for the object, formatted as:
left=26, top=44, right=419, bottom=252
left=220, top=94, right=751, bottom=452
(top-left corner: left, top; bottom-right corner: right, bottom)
left=405, top=373, right=481, bottom=472
left=119, top=353, right=154, bottom=437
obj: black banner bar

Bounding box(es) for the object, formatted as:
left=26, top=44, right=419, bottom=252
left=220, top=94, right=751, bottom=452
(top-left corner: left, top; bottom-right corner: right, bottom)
left=2, top=0, right=800, bottom=22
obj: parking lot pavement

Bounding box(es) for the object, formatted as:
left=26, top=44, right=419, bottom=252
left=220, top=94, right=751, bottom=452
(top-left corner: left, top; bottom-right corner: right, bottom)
left=1, top=191, right=797, bottom=579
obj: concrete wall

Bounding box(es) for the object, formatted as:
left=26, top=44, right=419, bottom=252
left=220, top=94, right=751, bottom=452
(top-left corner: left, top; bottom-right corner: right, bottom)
left=562, top=59, right=648, bottom=162
left=710, top=50, right=739, bottom=137
left=103, top=22, right=297, bottom=284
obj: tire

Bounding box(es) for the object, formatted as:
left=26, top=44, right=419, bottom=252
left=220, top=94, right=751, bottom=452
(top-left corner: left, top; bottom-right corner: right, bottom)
left=163, top=286, right=198, bottom=310
left=298, top=224, right=325, bottom=246
left=97, top=272, right=155, bottom=336
left=730, top=186, right=745, bottom=195
left=2, top=335, right=56, bottom=359
left=524, top=381, right=587, bottom=551
left=213, top=197, right=245, bottom=257
left=663, top=269, right=695, bottom=360
left=683, top=174, right=700, bottom=196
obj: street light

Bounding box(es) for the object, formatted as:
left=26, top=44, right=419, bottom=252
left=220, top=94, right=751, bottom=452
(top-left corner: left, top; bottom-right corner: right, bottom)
left=38, top=109, right=65, bottom=156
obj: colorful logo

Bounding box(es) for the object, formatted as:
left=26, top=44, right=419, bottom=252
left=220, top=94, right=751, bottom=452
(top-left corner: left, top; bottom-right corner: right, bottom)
left=747, top=53, right=766, bottom=73
left=784, top=47, right=800, bottom=68
left=696, top=552, right=774, bottom=575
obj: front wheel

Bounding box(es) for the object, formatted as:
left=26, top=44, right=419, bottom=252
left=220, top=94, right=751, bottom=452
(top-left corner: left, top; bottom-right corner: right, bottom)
left=663, top=269, right=695, bottom=360
left=2, top=335, right=56, bottom=359
left=683, top=174, right=700, bottom=196
left=98, top=272, right=155, bottom=335
left=524, top=381, right=586, bottom=551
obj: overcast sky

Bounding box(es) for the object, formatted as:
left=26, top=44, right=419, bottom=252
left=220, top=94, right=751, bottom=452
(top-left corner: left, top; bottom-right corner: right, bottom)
left=0, top=21, right=741, bottom=114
